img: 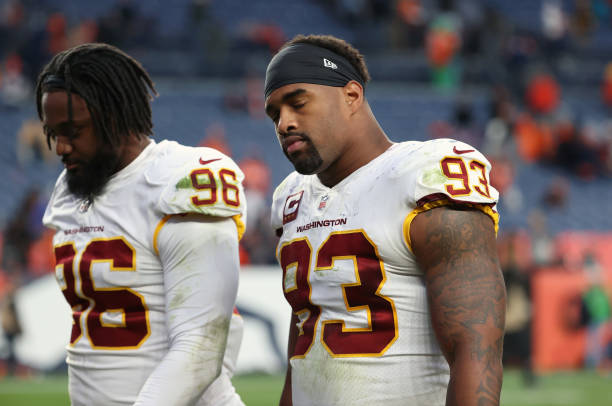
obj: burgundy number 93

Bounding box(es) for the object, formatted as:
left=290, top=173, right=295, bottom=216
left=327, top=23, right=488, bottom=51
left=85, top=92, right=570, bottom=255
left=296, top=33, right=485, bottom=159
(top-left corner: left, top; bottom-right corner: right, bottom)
left=279, top=231, right=398, bottom=358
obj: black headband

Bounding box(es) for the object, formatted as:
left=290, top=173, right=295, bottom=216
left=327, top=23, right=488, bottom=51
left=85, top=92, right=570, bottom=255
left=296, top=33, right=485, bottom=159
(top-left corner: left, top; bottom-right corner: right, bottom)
left=42, top=74, right=67, bottom=89
left=264, top=43, right=364, bottom=99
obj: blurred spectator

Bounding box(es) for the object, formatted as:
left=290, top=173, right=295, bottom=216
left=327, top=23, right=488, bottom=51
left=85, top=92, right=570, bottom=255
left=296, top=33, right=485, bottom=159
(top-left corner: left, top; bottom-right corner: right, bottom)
left=97, top=0, right=158, bottom=48
left=580, top=253, right=612, bottom=369
left=333, top=0, right=369, bottom=25
left=489, top=155, right=516, bottom=196
left=527, top=208, right=557, bottom=268
left=239, top=154, right=277, bottom=265
left=512, top=112, right=555, bottom=163
left=449, top=97, right=480, bottom=146
left=428, top=98, right=480, bottom=146
left=16, top=118, right=57, bottom=167
left=223, top=74, right=265, bottom=119
left=45, top=12, right=68, bottom=55
left=525, top=72, right=561, bottom=115
left=0, top=52, right=30, bottom=107
left=602, top=62, right=612, bottom=108
left=187, top=0, right=230, bottom=75
left=499, top=229, right=536, bottom=386
left=198, top=122, right=232, bottom=157
left=0, top=281, right=22, bottom=377
left=502, top=29, right=539, bottom=96
left=541, top=0, right=569, bottom=58
left=425, top=0, right=462, bottom=89
left=390, top=0, right=428, bottom=50
left=482, top=85, right=517, bottom=158
left=0, top=0, right=26, bottom=53
left=236, top=21, right=285, bottom=54
left=570, top=0, right=596, bottom=44
left=456, top=0, right=485, bottom=56
left=26, top=227, right=55, bottom=278
left=68, top=19, right=99, bottom=48
left=1, top=188, right=46, bottom=280
left=541, top=176, right=570, bottom=209
left=553, top=117, right=604, bottom=179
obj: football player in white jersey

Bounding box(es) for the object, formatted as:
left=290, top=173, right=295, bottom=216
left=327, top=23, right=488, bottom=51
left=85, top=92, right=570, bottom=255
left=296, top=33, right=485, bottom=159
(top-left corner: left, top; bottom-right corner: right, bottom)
left=264, top=35, right=506, bottom=406
left=36, top=43, right=245, bottom=406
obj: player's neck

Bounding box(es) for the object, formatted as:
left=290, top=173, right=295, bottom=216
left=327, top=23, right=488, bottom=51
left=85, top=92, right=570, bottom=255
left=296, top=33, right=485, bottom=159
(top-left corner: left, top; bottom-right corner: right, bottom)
left=115, top=134, right=152, bottom=172
left=318, top=121, right=391, bottom=188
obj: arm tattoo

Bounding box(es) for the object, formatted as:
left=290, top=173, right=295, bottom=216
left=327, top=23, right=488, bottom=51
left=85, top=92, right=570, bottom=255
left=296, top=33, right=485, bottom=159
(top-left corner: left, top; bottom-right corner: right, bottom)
left=415, top=206, right=506, bottom=405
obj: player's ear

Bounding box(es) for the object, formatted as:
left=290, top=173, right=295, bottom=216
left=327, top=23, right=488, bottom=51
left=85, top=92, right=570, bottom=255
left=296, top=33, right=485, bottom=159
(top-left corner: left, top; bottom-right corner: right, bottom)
left=343, top=80, right=363, bottom=113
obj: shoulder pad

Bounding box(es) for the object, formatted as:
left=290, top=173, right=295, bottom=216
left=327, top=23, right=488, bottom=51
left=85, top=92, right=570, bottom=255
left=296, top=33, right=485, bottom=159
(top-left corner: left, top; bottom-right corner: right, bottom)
left=155, top=145, right=247, bottom=219
left=412, top=138, right=499, bottom=206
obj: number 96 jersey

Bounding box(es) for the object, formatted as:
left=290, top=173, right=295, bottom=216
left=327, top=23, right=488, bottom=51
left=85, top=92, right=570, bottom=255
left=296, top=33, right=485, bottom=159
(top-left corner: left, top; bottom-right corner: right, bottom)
left=43, top=140, right=246, bottom=405
left=270, top=139, right=499, bottom=406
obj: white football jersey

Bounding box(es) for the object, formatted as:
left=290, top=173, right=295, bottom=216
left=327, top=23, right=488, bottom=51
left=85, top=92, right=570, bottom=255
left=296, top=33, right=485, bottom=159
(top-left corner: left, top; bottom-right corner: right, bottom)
left=43, top=140, right=246, bottom=406
left=270, top=139, right=499, bottom=406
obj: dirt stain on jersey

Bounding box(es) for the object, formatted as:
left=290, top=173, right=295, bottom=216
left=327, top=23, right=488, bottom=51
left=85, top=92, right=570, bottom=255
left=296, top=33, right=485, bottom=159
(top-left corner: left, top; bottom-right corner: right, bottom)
left=190, top=316, right=230, bottom=393
left=175, top=176, right=192, bottom=190
left=422, top=168, right=447, bottom=186
left=168, top=284, right=192, bottom=309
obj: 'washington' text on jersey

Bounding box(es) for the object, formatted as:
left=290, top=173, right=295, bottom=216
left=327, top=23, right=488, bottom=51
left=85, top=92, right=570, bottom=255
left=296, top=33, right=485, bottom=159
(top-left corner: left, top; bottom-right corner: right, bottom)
left=296, top=218, right=347, bottom=233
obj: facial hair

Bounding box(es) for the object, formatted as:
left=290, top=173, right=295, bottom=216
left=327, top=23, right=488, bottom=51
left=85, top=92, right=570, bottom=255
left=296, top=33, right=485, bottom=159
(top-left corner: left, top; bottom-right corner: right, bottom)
left=65, top=145, right=121, bottom=202
left=283, top=134, right=324, bottom=175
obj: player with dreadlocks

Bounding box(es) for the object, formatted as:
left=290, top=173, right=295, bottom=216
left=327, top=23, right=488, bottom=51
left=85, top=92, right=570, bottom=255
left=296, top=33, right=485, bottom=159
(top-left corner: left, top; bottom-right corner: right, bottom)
left=36, top=43, right=157, bottom=202
left=38, top=43, right=246, bottom=405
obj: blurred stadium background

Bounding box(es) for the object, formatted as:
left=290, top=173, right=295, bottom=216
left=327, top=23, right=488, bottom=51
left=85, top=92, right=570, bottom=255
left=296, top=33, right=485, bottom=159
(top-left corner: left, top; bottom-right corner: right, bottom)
left=1, top=0, right=612, bottom=404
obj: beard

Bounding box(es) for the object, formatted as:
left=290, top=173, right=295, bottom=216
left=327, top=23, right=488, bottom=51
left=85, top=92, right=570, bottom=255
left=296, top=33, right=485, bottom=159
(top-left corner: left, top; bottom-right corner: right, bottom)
left=284, top=136, right=324, bottom=175
left=65, top=146, right=121, bottom=201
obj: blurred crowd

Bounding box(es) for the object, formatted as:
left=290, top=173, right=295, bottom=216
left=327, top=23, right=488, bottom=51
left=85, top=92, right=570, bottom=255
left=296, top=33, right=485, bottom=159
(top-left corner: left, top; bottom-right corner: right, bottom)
left=1, top=0, right=612, bottom=377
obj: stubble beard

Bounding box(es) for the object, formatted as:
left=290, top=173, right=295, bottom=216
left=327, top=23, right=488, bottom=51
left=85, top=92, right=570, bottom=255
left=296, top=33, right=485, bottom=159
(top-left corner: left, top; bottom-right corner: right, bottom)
left=285, top=138, right=324, bottom=175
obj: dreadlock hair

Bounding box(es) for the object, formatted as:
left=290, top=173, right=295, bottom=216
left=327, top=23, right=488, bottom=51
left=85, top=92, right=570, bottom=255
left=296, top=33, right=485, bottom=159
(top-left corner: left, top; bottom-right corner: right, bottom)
left=282, top=34, right=371, bottom=85
left=35, top=43, right=158, bottom=149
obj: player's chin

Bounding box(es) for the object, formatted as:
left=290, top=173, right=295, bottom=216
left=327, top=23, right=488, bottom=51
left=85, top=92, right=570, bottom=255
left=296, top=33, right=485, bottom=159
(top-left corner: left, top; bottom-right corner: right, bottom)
left=292, top=157, right=323, bottom=175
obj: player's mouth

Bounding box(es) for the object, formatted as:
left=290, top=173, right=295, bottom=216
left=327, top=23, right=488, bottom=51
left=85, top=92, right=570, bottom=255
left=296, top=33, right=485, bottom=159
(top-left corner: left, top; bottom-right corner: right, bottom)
left=283, top=134, right=309, bottom=155
left=63, top=160, right=80, bottom=171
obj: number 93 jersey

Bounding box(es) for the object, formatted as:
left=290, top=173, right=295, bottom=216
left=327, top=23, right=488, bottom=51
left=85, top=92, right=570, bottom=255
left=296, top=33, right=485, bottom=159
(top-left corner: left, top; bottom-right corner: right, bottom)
left=43, top=140, right=246, bottom=405
left=270, top=139, right=499, bottom=406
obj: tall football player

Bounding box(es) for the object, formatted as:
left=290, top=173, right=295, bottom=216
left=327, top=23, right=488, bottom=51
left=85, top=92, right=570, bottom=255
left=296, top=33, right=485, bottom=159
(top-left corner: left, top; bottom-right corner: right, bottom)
left=265, top=34, right=506, bottom=406
left=37, top=43, right=245, bottom=406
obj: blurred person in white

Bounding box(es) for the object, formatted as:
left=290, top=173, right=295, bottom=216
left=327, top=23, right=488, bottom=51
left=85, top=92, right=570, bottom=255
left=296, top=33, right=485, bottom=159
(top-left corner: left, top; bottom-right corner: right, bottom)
left=265, top=34, right=506, bottom=406
left=36, top=43, right=245, bottom=406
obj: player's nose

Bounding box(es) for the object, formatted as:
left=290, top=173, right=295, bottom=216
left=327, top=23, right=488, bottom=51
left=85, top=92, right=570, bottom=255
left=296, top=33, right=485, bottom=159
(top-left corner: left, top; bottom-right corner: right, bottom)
left=277, top=107, right=298, bottom=134
left=54, top=135, right=73, bottom=156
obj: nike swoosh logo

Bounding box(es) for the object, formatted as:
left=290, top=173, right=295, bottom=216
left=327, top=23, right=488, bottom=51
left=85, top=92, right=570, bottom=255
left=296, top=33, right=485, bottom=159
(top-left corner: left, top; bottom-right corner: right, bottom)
left=453, top=146, right=475, bottom=154
left=199, top=157, right=221, bottom=165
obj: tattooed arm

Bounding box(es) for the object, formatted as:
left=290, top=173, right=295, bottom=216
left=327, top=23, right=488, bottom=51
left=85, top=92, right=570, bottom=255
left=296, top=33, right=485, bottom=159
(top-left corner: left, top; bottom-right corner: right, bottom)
left=410, top=205, right=506, bottom=406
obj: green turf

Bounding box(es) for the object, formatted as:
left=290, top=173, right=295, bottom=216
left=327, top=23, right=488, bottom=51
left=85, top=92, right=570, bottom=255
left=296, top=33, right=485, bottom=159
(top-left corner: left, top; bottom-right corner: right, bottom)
left=0, top=369, right=609, bottom=405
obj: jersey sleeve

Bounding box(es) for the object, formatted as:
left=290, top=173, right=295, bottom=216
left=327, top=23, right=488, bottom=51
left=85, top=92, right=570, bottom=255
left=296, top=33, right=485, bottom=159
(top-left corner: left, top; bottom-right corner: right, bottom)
left=135, top=214, right=239, bottom=405
left=411, top=139, right=499, bottom=206
left=156, top=147, right=247, bottom=222
left=404, top=139, right=500, bottom=241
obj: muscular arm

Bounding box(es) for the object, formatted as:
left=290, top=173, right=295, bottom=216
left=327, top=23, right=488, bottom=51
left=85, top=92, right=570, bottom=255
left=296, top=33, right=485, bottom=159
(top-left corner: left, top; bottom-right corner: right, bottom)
left=410, top=206, right=506, bottom=406
left=279, top=313, right=298, bottom=406
left=135, top=214, right=240, bottom=406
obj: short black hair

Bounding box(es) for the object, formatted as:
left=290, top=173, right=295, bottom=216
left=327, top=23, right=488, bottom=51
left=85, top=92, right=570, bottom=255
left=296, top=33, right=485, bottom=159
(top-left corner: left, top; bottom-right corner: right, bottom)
left=35, top=43, right=158, bottom=148
left=282, top=34, right=371, bottom=84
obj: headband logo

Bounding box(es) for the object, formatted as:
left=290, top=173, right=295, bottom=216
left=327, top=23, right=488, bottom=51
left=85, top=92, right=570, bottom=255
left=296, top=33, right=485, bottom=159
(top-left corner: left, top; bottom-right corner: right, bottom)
left=323, top=58, right=338, bottom=70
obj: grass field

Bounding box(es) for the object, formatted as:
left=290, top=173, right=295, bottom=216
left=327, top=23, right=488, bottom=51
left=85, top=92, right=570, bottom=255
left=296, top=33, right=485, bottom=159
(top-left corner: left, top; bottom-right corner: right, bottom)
left=0, top=369, right=610, bottom=405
